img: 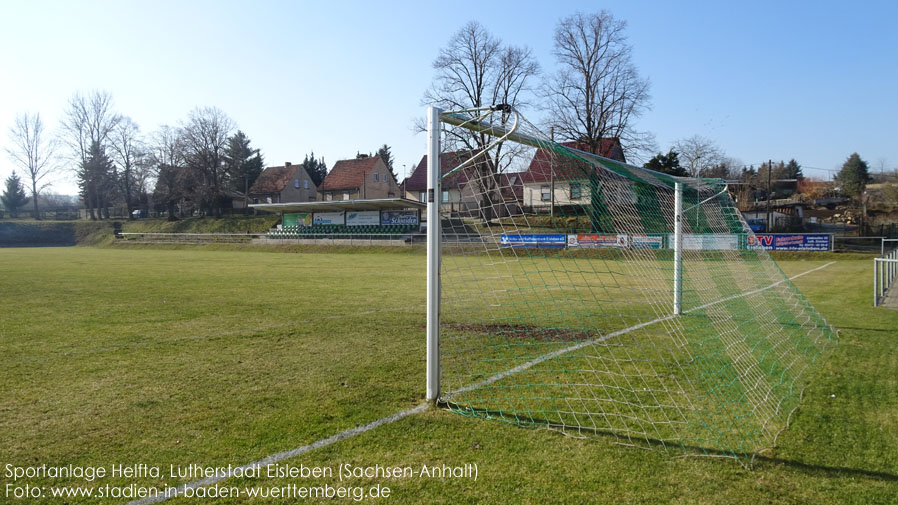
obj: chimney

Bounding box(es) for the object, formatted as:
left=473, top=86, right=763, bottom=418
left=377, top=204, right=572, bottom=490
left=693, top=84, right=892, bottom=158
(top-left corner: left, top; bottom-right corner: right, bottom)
left=285, top=162, right=292, bottom=167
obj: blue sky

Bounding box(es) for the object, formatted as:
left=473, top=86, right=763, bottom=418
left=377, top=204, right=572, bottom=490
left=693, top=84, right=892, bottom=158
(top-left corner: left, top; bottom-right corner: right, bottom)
left=1, top=0, right=896, bottom=195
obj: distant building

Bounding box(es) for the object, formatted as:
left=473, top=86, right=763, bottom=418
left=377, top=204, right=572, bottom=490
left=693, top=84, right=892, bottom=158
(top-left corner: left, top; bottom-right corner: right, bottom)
left=404, top=151, right=474, bottom=208
left=319, top=156, right=399, bottom=201
left=248, top=162, right=318, bottom=204
left=405, top=151, right=522, bottom=219
left=520, top=139, right=626, bottom=210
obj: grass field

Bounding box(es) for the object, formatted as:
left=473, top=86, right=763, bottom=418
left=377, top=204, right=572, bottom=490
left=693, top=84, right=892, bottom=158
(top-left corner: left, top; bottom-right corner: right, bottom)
left=1, top=246, right=897, bottom=504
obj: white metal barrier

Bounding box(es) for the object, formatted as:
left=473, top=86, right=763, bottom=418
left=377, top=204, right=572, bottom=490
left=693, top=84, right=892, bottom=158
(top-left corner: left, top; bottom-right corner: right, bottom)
left=883, top=238, right=898, bottom=256
left=874, top=244, right=898, bottom=306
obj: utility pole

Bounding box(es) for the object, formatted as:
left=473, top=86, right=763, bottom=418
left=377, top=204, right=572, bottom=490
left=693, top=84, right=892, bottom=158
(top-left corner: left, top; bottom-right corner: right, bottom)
left=550, top=127, right=555, bottom=219
left=766, top=159, right=772, bottom=233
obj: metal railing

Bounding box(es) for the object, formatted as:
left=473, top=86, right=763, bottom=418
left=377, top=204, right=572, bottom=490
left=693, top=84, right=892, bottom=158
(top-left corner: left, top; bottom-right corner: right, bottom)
left=882, top=238, right=898, bottom=256
left=118, top=232, right=264, bottom=244
left=874, top=239, right=898, bottom=306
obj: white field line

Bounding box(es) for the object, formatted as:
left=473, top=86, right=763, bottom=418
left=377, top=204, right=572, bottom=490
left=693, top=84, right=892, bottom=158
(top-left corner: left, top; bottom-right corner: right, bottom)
left=126, top=261, right=834, bottom=505
left=685, top=261, right=835, bottom=314
left=449, top=261, right=835, bottom=398
left=126, top=404, right=428, bottom=505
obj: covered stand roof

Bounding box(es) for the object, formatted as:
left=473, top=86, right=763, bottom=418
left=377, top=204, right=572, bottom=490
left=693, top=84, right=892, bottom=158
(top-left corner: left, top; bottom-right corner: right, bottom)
left=249, top=197, right=425, bottom=214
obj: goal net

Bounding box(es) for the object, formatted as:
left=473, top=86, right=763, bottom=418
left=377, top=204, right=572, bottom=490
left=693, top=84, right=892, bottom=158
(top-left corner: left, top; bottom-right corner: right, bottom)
left=425, top=105, right=836, bottom=464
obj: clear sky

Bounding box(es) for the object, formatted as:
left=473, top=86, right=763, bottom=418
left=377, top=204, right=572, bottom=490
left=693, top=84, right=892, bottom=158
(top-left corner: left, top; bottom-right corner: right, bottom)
left=1, top=0, right=896, bottom=195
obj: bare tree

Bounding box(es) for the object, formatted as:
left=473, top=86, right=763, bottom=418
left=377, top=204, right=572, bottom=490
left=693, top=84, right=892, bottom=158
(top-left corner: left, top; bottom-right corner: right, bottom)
left=109, top=117, right=143, bottom=218
left=60, top=91, right=121, bottom=219
left=149, top=125, right=186, bottom=220
left=5, top=112, right=57, bottom=219
left=544, top=11, right=654, bottom=161
left=422, top=21, right=539, bottom=222
left=180, top=107, right=235, bottom=217
left=673, top=135, right=725, bottom=177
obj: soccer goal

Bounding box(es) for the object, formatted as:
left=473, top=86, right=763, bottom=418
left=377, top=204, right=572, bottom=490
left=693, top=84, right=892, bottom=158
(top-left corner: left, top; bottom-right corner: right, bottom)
left=424, top=105, right=836, bottom=464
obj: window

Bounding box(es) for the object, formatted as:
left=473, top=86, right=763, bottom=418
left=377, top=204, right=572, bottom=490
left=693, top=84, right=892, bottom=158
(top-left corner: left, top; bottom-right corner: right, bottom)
left=343, top=192, right=350, bottom=200
left=373, top=173, right=379, bottom=182
left=304, top=179, right=309, bottom=189
left=442, top=190, right=449, bottom=203
left=294, top=179, right=300, bottom=188
left=325, top=193, right=333, bottom=201
left=419, top=191, right=426, bottom=202
left=540, top=185, right=551, bottom=201
left=570, top=182, right=582, bottom=200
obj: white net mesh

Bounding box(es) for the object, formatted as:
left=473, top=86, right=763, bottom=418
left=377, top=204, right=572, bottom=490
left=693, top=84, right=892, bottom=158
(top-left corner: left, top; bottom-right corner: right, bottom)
left=433, top=107, right=836, bottom=463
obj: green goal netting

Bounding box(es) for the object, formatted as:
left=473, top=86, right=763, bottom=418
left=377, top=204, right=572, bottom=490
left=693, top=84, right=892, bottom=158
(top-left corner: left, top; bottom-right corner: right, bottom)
left=428, top=106, right=836, bottom=464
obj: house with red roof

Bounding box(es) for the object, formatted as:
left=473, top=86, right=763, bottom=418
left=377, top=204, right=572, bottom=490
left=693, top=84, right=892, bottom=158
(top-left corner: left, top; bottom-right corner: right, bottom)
left=404, top=151, right=473, bottom=206
left=248, top=162, right=318, bottom=204
left=318, top=155, right=399, bottom=201
left=520, top=139, right=625, bottom=210
left=404, top=151, right=522, bottom=218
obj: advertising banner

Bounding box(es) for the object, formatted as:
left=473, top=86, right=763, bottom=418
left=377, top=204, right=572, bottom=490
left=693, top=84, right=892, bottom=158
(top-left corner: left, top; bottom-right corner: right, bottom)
left=500, top=234, right=567, bottom=248
left=282, top=213, right=298, bottom=227
left=313, top=211, right=345, bottom=225
left=381, top=210, right=419, bottom=225
left=632, top=234, right=664, bottom=249
left=670, top=234, right=740, bottom=250
left=346, top=211, right=380, bottom=226
left=569, top=234, right=628, bottom=248
left=748, top=234, right=831, bottom=251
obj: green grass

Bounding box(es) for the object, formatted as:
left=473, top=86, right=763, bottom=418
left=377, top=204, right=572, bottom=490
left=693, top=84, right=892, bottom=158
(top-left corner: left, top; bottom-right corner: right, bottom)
left=0, top=248, right=896, bottom=503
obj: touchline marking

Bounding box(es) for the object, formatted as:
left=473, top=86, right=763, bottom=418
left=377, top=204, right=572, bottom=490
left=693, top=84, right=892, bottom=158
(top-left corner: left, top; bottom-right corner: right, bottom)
left=126, top=403, right=428, bottom=505
left=125, top=261, right=833, bottom=504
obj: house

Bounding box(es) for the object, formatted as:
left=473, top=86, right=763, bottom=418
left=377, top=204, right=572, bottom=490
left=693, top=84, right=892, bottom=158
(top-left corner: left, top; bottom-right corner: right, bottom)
left=248, top=162, right=318, bottom=204
left=404, top=151, right=474, bottom=208
left=318, top=155, right=399, bottom=201
left=520, top=139, right=626, bottom=211
left=404, top=151, right=523, bottom=219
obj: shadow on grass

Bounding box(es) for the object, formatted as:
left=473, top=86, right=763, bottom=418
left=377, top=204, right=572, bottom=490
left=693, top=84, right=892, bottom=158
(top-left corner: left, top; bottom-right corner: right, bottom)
left=441, top=402, right=898, bottom=482
left=833, top=325, right=898, bottom=333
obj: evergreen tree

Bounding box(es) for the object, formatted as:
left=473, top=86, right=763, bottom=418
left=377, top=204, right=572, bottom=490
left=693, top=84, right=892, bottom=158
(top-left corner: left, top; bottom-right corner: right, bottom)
left=1, top=171, right=30, bottom=217
left=301, top=152, right=328, bottom=187
left=835, top=152, right=871, bottom=198
left=78, top=141, right=116, bottom=220
left=376, top=144, right=397, bottom=180
left=643, top=150, right=686, bottom=176
left=784, top=159, right=803, bottom=180
left=224, top=131, right=264, bottom=193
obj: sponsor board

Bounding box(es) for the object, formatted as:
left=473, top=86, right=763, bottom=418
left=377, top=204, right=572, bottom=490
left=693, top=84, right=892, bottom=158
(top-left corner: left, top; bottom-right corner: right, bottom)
left=748, top=234, right=831, bottom=251
left=346, top=210, right=380, bottom=226
left=568, top=234, right=628, bottom=248
left=500, top=234, right=567, bottom=248
left=669, top=234, right=740, bottom=250
left=312, top=211, right=345, bottom=225
left=632, top=234, right=664, bottom=249
left=283, top=213, right=312, bottom=227
left=282, top=213, right=299, bottom=227
left=381, top=210, right=419, bottom=225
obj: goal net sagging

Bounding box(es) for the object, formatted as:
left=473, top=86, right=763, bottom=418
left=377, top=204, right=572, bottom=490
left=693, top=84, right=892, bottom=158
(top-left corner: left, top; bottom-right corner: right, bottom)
left=428, top=106, right=836, bottom=463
